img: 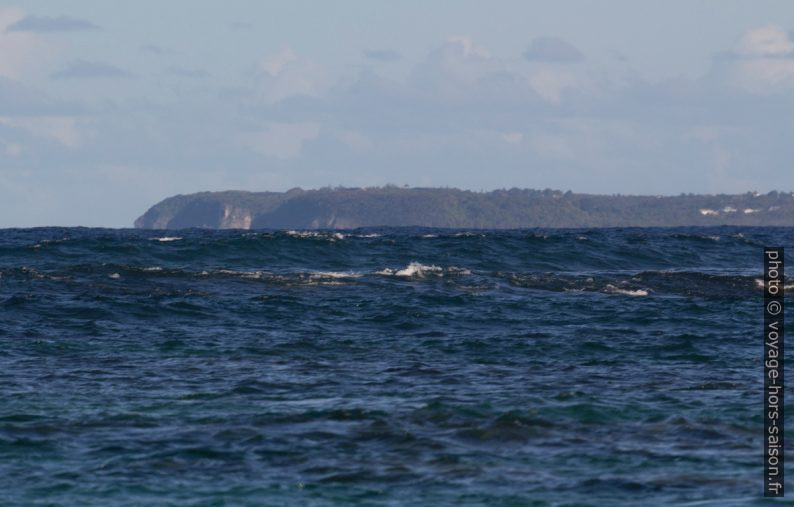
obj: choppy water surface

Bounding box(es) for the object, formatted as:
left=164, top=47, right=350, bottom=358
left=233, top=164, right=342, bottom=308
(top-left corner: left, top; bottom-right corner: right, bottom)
left=0, top=227, right=790, bottom=505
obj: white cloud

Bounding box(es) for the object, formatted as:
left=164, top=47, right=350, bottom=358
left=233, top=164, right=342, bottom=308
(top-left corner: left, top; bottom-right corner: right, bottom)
left=446, top=36, right=491, bottom=60
left=737, top=25, right=794, bottom=57
left=414, top=37, right=498, bottom=86
left=0, top=8, right=49, bottom=79
left=256, top=49, right=327, bottom=104
left=523, top=37, right=584, bottom=63
left=259, top=48, right=298, bottom=76
left=527, top=70, right=578, bottom=104
left=405, top=36, right=587, bottom=106
left=716, top=25, right=794, bottom=94
left=732, top=58, right=794, bottom=92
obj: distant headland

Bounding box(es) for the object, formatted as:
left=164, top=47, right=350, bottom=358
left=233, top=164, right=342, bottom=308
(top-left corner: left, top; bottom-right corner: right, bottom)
left=134, top=187, right=794, bottom=229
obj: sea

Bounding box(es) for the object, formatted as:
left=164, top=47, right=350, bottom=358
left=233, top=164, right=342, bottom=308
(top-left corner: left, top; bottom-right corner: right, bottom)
left=0, top=226, right=790, bottom=506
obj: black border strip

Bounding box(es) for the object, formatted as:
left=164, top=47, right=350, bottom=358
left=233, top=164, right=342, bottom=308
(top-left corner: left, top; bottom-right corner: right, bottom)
left=765, top=247, right=784, bottom=497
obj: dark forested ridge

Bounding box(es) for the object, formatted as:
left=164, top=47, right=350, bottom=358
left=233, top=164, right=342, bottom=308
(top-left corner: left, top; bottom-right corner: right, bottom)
left=134, top=187, right=794, bottom=229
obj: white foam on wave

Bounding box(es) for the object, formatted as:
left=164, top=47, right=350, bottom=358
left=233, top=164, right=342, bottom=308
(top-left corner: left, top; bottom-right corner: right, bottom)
left=397, top=263, right=441, bottom=276
left=309, top=271, right=362, bottom=279
left=208, top=268, right=362, bottom=284
left=604, top=284, right=648, bottom=297
left=286, top=230, right=320, bottom=238
left=143, top=266, right=163, bottom=272
left=377, top=262, right=440, bottom=277
left=286, top=230, right=345, bottom=239
left=152, top=236, right=182, bottom=242
left=756, top=278, right=794, bottom=291
left=376, top=262, right=471, bottom=277
left=214, top=269, right=264, bottom=279
left=32, top=238, right=69, bottom=248
left=108, top=273, right=121, bottom=279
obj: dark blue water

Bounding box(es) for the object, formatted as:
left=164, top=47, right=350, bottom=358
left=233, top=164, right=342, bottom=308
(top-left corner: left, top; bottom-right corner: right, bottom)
left=0, top=227, right=790, bottom=505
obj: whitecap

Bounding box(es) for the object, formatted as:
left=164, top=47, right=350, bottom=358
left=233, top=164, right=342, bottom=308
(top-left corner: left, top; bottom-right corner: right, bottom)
left=215, top=269, right=264, bottom=279
left=108, top=273, right=121, bottom=280
left=285, top=230, right=344, bottom=241
left=286, top=230, right=323, bottom=238
left=151, top=236, right=182, bottom=242
left=376, top=262, right=444, bottom=277
left=309, top=271, right=362, bottom=279
left=396, top=262, right=443, bottom=276
left=605, top=284, right=648, bottom=296
left=286, top=230, right=314, bottom=238
left=760, top=279, right=794, bottom=292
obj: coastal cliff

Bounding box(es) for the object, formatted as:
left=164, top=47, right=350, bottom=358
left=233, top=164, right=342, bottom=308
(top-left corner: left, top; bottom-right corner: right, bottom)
left=134, top=187, right=794, bottom=229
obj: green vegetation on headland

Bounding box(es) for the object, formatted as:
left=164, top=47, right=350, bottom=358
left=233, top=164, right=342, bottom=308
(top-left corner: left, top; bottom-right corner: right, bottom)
left=134, top=186, right=794, bottom=229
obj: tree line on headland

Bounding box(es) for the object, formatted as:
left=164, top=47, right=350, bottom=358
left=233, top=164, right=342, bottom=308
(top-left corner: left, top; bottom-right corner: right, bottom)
left=134, top=186, right=794, bottom=229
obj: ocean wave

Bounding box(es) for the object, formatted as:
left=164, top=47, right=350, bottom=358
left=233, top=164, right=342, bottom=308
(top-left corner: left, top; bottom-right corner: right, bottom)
left=505, top=270, right=793, bottom=298
left=376, top=262, right=471, bottom=277
left=378, top=262, right=441, bottom=277
left=604, top=284, right=649, bottom=297
left=2, top=261, right=790, bottom=297
left=286, top=230, right=346, bottom=240
left=755, top=278, right=794, bottom=291
left=309, top=271, right=363, bottom=279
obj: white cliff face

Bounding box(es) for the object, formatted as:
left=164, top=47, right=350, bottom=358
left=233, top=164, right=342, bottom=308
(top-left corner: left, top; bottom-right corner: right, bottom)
left=220, top=205, right=252, bottom=229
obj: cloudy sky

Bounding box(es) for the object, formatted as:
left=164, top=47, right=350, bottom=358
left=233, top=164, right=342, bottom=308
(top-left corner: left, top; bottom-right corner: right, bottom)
left=1, top=0, right=794, bottom=226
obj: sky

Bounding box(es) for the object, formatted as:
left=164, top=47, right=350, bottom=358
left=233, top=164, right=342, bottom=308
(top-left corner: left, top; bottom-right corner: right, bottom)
left=1, top=1, right=794, bottom=227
